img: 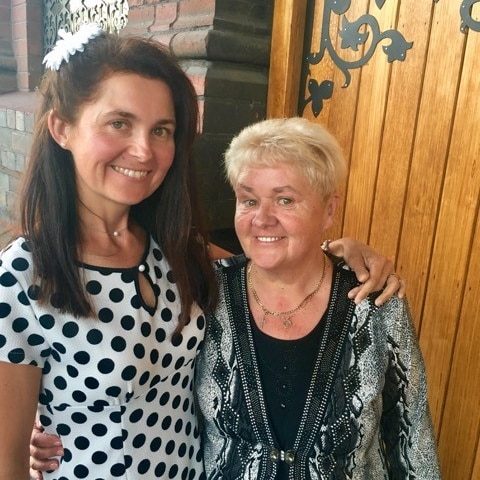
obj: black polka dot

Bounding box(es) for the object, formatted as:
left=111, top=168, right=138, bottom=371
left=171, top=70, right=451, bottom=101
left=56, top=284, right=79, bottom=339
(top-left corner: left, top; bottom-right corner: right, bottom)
left=110, top=436, right=123, bottom=450
left=106, top=386, right=121, bottom=397
left=159, top=392, right=170, bottom=406
left=12, top=317, right=28, bottom=332
left=67, top=365, right=79, bottom=377
left=172, top=333, right=183, bottom=347
left=161, top=308, right=173, bottom=322
left=74, top=351, right=90, bottom=364
left=0, top=271, right=17, bottom=286
left=138, top=458, right=150, bottom=474
left=98, top=358, right=115, bottom=374
left=150, top=349, right=159, bottom=364
left=92, top=423, right=107, bottom=436
left=121, top=365, right=136, bottom=381
left=85, top=377, right=99, bottom=389
left=73, top=465, right=89, bottom=478
left=150, top=437, right=162, bottom=452
left=39, top=314, right=55, bottom=329
left=155, top=463, right=166, bottom=476
left=162, top=353, right=173, bottom=368
left=0, top=302, right=12, bottom=318
left=166, top=289, right=176, bottom=302
left=168, top=462, right=178, bottom=478
left=28, top=333, right=44, bottom=346
left=111, top=336, right=126, bottom=352
left=75, top=436, right=90, bottom=450
left=139, top=371, right=150, bottom=386
left=133, top=343, right=145, bottom=359
left=109, top=288, right=124, bottom=303
left=111, top=463, right=126, bottom=477
left=57, top=423, right=71, bottom=435
left=146, top=388, right=158, bottom=403
left=86, top=329, right=103, bottom=344
left=161, top=416, right=172, bottom=430
left=141, top=322, right=151, bottom=337
left=86, top=280, right=102, bottom=295
left=8, top=348, right=25, bottom=363
left=121, top=315, right=135, bottom=330
left=72, top=390, right=87, bottom=402
left=98, top=307, right=113, bottom=323
left=71, top=412, right=87, bottom=424
left=54, top=376, right=67, bottom=390
left=92, top=451, right=107, bottom=464
left=147, top=412, right=159, bottom=426
left=133, top=433, right=146, bottom=448
left=12, top=257, right=29, bottom=271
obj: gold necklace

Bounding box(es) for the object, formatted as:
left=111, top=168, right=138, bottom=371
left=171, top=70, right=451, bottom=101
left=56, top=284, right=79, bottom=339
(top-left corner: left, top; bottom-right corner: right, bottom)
left=247, top=256, right=326, bottom=329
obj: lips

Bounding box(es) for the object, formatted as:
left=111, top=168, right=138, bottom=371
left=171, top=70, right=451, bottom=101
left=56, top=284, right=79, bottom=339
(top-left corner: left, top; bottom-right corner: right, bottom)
left=112, top=166, right=149, bottom=178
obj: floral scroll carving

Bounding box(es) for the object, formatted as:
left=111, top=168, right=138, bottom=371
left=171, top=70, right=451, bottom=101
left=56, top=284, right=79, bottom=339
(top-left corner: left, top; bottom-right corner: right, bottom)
left=301, top=0, right=413, bottom=116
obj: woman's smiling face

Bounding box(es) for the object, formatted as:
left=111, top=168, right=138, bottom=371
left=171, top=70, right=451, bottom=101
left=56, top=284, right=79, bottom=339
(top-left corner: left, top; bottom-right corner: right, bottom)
left=234, top=163, right=337, bottom=273
left=57, top=72, right=176, bottom=210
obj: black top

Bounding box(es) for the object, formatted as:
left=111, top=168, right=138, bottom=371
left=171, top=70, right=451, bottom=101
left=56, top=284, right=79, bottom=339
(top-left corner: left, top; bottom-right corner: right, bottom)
left=252, top=315, right=326, bottom=479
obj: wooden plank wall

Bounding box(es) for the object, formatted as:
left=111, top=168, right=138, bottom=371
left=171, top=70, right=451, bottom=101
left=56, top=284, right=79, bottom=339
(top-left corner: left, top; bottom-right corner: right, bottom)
left=268, top=1, right=480, bottom=478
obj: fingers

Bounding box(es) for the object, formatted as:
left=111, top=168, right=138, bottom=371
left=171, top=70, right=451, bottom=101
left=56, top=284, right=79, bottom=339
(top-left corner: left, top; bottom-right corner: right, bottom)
left=29, top=458, right=60, bottom=479
left=29, top=429, right=63, bottom=475
left=348, top=273, right=405, bottom=306
left=374, top=274, right=405, bottom=306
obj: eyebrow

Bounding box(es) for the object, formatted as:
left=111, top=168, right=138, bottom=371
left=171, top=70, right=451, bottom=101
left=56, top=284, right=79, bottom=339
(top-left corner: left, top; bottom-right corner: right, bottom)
left=105, top=110, right=176, bottom=127
left=236, top=183, right=299, bottom=194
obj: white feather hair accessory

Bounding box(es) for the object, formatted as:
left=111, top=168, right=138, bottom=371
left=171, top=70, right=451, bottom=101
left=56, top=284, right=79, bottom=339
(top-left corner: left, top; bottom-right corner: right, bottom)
left=43, top=23, right=103, bottom=71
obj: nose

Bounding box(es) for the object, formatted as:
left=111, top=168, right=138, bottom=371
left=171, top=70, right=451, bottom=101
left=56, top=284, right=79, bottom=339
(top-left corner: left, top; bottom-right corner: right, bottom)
left=129, top=132, right=153, bottom=162
left=252, top=202, right=276, bottom=227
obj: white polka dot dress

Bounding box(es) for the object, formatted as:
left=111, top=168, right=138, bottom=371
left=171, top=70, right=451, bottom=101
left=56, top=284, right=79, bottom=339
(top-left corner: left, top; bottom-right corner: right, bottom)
left=0, top=237, right=206, bottom=479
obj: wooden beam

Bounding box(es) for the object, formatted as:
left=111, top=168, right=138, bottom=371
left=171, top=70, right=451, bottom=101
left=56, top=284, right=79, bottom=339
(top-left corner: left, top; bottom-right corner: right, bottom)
left=266, top=0, right=308, bottom=118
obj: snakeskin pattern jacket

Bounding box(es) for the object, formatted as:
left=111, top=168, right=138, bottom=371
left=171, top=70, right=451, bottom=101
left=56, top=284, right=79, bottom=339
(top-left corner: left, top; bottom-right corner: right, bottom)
left=195, top=256, right=441, bottom=479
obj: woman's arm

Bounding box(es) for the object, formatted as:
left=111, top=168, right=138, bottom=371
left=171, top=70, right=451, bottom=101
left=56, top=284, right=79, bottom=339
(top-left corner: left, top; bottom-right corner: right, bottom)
left=0, top=362, right=41, bottom=480
left=323, top=238, right=405, bottom=305
left=380, top=298, right=440, bottom=478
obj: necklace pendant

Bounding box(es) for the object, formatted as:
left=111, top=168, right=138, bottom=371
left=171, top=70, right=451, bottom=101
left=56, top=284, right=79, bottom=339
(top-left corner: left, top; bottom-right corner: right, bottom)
left=282, top=316, right=293, bottom=328
left=261, top=315, right=267, bottom=329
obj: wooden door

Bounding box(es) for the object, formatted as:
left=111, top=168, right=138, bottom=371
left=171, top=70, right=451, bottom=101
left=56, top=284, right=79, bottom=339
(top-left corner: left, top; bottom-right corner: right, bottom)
left=268, top=1, right=480, bottom=478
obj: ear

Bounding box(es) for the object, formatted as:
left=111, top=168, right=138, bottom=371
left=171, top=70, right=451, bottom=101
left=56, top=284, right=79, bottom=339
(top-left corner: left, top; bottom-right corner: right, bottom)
left=47, top=109, right=70, bottom=149
left=322, top=191, right=341, bottom=231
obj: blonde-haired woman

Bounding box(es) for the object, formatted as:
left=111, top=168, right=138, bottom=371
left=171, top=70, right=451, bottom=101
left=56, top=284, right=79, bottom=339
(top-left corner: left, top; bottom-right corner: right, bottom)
left=196, top=117, right=440, bottom=479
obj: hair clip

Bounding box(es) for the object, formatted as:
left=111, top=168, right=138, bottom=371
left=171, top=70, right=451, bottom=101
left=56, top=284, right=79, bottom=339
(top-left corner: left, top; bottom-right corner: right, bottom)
left=43, top=23, right=103, bottom=71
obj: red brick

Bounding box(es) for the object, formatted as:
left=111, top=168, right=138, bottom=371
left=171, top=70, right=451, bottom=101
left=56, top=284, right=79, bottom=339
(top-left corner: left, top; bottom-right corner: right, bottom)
left=11, top=4, right=26, bottom=24
left=11, top=21, right=27, bottom=40
left=182, top=63, right=207, bottom=96
left=171, top=30, right=209, bottom=58
left=174, top=0, right=215, bottom=29
left=150, top=32, right=175, bottom=49
left=128, top=0, right=145, bottom=6
left=124, top=5, right=155, bottom=34
left=150, top=3, right=178, bottom=32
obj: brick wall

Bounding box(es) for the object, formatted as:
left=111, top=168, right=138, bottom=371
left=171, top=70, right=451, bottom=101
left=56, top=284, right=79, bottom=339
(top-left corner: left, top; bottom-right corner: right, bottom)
left=0, top=0, right=274, bottom=251
left=0, top=92, right=35, bottom=241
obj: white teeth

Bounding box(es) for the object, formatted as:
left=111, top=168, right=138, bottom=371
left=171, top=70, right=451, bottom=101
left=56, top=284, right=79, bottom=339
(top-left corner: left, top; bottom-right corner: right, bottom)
left=257, top=236, right=282, bottom=242
left=112, top=166, right=148, bottom=178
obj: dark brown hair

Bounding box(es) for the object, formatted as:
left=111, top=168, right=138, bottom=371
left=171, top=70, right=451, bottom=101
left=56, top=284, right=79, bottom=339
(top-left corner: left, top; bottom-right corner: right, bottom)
left=21, top=32, right=217, bottom=330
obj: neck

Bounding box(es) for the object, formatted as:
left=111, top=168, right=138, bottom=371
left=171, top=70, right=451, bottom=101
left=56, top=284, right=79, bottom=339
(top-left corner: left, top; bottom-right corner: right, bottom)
left=78, top=199, right=130, bottom=237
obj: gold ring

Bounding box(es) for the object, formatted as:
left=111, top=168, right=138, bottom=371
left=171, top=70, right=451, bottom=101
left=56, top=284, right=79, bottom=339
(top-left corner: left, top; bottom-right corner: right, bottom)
left=387, top=272, right=402, bottom=283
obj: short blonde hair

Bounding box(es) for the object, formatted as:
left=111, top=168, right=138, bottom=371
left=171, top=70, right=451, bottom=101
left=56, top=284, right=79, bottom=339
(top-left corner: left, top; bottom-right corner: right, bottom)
left=224, top=117, right=347, bottom=200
